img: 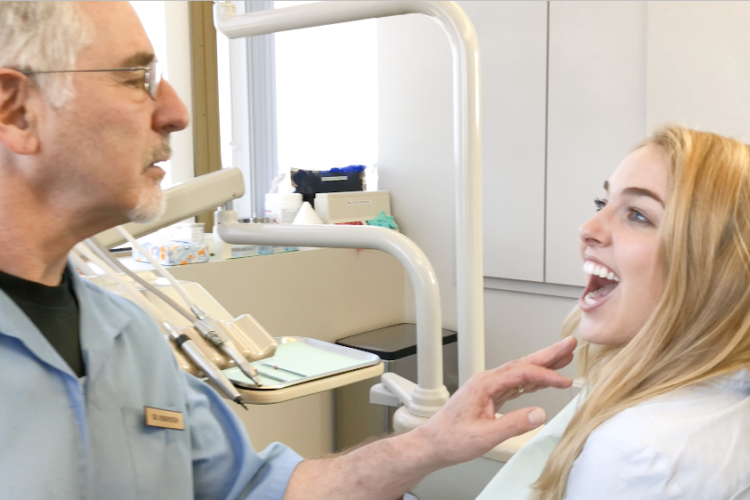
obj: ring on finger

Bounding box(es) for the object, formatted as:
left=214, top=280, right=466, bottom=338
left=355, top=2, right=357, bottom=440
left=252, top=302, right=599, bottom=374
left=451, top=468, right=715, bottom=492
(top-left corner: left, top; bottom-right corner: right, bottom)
left=517, top=385, right=525, bottom=394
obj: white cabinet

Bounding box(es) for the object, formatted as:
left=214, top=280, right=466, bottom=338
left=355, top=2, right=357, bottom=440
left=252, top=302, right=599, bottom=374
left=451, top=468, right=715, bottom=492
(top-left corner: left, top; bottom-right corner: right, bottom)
left=463, top=1, right=549, bottom=282
left=545, top=2, right=647, bottom=286
left=646, top=2, right=750, bottom=142
left=379, top=1, right=750, bottom=290
left=544, top=1, right=750, bottom=287
left=378, top=2, right=550, bottom=297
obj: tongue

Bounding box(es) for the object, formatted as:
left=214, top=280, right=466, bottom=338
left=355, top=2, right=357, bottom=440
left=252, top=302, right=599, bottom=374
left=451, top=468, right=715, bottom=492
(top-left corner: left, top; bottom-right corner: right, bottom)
left=589, top=282, right=618, bottom=300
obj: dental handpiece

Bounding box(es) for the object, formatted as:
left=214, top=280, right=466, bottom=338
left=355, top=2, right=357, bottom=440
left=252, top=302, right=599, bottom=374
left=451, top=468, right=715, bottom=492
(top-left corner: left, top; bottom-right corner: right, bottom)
left=165, top=324, right=248, bottom=410
left=194, top=319, right=263, bottom=387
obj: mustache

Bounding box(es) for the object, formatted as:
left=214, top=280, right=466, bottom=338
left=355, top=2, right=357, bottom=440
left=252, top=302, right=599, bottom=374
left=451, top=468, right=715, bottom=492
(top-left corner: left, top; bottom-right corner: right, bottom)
left=143, top=140, right=172, bottom=171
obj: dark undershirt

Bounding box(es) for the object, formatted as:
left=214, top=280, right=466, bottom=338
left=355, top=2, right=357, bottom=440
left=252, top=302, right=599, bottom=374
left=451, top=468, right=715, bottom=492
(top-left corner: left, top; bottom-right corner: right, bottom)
left=0, top=267, right=85, bottom=377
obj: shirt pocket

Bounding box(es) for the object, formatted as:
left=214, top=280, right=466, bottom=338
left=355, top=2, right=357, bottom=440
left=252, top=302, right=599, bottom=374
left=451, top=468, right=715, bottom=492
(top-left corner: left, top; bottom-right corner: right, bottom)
left=121, top=406, right=191, bottom=499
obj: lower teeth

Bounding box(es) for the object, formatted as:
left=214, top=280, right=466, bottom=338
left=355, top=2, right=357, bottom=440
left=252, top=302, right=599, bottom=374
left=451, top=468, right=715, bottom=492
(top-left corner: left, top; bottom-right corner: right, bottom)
left=584, top=283, right=618, bottom=305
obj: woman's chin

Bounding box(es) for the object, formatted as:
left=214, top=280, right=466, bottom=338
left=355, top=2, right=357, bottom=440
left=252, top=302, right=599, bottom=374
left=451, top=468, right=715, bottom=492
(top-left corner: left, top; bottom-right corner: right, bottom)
left=579, top=319, right=636, bottom=346
left=579, top=317, right=617, bottom=346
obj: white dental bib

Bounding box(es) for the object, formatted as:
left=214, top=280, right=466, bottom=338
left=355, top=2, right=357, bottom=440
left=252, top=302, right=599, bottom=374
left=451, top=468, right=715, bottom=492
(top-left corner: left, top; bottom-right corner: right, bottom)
left=476, top=392, right=585, bottom=500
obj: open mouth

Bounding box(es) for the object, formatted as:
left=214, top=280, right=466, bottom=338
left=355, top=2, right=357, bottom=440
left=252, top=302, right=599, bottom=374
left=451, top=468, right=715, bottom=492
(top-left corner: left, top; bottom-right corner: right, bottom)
left=581, top=260, right=619, bottom=308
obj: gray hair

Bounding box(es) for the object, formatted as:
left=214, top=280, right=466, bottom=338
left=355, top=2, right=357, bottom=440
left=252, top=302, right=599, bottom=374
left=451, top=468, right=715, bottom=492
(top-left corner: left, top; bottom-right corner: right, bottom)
left=0, top=2, right=91, bottom=108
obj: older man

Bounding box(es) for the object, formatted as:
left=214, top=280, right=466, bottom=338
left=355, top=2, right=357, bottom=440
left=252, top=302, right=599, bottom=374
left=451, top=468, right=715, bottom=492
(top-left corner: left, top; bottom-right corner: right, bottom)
left=0, top=2, right=575, bottom=499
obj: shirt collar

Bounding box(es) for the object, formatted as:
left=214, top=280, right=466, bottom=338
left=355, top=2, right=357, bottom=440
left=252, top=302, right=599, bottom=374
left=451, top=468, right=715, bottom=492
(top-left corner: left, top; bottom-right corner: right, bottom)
left=713, top=368, right=750, bottom=393
left=69, top=265, right=132, bottom=380
left=0, top=281, right=72, bottom=375
left=0, top=262, right=131, bottom=380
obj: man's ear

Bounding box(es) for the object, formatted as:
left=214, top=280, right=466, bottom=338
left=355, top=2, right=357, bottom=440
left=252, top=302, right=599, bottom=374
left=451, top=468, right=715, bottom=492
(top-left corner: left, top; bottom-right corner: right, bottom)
left=0, top=69, right=40, bottom=155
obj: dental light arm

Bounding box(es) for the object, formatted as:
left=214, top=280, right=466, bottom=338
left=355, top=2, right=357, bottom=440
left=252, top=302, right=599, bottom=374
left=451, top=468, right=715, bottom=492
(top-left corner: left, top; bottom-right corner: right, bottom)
left=95, top=168, right=245, bottom=249
left=214, top=0, right=485, bottom=385
left=217, top=211, right=450, bottom=416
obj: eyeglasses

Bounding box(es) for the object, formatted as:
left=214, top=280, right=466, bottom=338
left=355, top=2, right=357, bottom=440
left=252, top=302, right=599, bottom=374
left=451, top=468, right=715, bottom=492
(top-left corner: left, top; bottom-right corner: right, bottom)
left=18, top=59, right=161, bottom=100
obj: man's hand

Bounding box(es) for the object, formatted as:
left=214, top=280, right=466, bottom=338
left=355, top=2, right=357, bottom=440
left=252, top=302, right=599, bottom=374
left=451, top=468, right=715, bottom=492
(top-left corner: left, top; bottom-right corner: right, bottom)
left=414, top=335, right=577, bottom=467
left=284, top=336, right=577, bottom=500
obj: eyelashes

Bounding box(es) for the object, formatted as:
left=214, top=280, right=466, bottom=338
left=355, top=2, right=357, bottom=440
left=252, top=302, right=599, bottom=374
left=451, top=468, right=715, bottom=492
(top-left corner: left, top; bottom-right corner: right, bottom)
left=593, top=198, right=652, bottom=225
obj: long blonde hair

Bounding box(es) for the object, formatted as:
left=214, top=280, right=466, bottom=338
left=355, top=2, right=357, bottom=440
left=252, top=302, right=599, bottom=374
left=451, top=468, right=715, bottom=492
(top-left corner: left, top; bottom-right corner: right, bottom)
left=531, top=125, right=750, bottom=500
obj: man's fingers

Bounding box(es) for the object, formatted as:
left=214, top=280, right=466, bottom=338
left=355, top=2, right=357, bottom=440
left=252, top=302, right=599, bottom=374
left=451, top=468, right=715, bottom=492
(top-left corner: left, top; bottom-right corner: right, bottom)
left=487, top=407, right=547, bottom=445
left=548, top=352, right=574, bottom=371
left=485, top=363, right=572, bottom=397
left=524, top=336, right=577, bottom=368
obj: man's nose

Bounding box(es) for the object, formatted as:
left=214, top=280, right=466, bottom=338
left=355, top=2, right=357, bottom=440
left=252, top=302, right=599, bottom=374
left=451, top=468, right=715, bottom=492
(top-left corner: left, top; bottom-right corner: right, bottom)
left=152, top=79, right=189, bottom=134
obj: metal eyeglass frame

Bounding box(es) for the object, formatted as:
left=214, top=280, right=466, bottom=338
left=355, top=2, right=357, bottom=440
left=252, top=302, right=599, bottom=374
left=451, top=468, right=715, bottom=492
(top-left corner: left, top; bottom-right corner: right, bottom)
left=18, top=59, right=161, bottom=100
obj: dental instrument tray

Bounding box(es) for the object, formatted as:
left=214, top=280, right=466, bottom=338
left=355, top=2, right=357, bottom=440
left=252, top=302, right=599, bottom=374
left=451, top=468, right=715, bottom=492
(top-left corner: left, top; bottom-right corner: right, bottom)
left=224, top=336, right=381, bottom=391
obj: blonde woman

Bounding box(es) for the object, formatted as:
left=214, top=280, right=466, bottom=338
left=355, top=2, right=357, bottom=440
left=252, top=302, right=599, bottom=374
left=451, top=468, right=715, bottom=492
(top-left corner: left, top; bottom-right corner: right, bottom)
left=478, top=125, right=750, bottom=499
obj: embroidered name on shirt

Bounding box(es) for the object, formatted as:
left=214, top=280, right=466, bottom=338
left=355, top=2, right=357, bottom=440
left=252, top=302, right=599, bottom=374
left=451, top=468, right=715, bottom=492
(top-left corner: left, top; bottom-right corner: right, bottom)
left=144, top=407, right=185, bottom=430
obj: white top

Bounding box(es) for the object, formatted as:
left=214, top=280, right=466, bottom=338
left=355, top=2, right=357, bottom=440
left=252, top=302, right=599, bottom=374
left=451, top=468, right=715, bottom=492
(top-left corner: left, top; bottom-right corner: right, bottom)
left=565, top=370, right=750, bottom=499
left=476, top=370, right=750, bottom=499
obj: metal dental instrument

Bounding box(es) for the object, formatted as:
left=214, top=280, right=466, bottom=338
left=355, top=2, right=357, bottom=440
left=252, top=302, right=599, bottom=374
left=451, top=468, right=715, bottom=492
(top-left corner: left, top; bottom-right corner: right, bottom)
left=261, top=362, right=307, bottom=378
left=162, top=323, right=248, bottom=409
left=255, top=370, right=287, bottom=384
left=86, top=236, right=263, bottom=387
left=112, top=229, right=266, bottom=384
left=74, top=243, right=248, bottom=409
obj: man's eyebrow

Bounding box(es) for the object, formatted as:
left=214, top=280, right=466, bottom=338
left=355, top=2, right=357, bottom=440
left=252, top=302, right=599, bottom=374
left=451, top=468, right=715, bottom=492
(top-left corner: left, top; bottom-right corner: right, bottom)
left=603, top=180, right=664, bottom=206
left=120, top=51, right=155, bottom=67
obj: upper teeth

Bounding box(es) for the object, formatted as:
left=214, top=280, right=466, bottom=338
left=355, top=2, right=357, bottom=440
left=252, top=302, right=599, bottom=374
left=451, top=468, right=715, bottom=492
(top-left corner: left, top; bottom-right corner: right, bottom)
left=583, top=261, right=619, bottom=281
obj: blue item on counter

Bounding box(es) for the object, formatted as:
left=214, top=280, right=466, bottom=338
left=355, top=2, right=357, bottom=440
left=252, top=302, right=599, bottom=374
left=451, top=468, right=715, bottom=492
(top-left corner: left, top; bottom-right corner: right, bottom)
left=292, top=165, right=366, bottom=206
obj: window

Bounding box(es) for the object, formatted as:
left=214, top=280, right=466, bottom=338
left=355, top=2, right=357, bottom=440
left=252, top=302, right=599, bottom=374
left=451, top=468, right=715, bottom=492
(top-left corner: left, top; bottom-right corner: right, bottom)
left=274, top=1, right=378, bottom=173
left=216, top=1, right=378, bottom=218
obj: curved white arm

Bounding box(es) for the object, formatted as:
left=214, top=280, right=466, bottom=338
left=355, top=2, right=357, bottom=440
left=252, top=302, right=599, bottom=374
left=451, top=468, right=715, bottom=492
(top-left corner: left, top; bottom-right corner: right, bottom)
left=214, top=0, right=485, bottom=384
left=217, top=212, right=450, bottom=414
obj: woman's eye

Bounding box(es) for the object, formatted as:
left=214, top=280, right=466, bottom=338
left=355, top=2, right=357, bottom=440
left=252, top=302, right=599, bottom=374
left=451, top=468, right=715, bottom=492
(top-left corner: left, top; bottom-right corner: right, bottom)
left=628, top=208, right=650, bottom=224
left=594, top=198, right=607, bottom=212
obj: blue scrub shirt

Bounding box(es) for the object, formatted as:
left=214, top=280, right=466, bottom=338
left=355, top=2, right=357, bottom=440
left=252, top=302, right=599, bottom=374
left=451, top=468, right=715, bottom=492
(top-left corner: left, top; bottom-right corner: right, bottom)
left=0, top=267, right=302, bottom=500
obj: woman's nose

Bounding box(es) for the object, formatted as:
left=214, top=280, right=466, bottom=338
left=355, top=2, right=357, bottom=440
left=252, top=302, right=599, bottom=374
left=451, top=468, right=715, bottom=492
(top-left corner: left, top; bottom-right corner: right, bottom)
left=579, top=212, right=610, bottom=247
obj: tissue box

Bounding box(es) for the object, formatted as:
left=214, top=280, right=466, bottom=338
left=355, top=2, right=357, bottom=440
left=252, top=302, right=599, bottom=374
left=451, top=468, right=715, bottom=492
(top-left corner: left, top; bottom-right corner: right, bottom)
left=134, top=241, right=209, bottom=266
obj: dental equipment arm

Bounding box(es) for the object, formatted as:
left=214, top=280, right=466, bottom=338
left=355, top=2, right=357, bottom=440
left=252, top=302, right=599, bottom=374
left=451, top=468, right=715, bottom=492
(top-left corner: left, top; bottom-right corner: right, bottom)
left=283, top=338, right=577, bottom=500
left=217, top=211, right=450, bottom=416
left=214, top=0, right=486, bottom=385
left=87, top=235, right=263, bottom=386
left=74, top=243, right=247, bottom=407
left=95, top=168, right=245, bottom=249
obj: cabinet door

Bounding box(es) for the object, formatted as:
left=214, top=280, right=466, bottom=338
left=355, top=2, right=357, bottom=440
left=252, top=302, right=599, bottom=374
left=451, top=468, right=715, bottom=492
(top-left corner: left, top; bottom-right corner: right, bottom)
left=546, top=1, right=647, bottom=286
left=378, top=2, right=549, bottom=291
left=646, top=2, right=750, bottom=141
left=464, top=1, right=548, bottom=281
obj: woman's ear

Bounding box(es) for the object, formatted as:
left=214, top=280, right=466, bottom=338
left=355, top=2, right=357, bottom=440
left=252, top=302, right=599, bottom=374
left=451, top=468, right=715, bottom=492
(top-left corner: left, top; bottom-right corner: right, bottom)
left=0, top=69, right=40, bottom=155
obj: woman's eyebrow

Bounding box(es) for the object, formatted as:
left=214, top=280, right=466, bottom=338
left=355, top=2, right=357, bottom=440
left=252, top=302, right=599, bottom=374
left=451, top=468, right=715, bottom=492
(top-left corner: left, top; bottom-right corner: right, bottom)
left=621, top=187, right=664, bottom=206
left=603, top=180, right=664, bottom=206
